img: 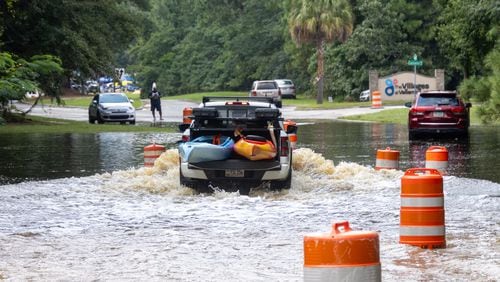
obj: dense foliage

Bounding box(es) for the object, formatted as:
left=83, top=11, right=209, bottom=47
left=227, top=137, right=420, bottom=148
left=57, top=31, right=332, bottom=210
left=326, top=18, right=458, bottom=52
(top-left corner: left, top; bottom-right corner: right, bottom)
left=1, top=0, right=499, bottom=122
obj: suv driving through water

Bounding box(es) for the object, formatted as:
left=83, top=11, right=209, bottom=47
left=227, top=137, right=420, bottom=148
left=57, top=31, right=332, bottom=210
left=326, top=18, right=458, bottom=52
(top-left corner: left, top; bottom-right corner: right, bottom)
left=179, top=96, right=295, bottom=195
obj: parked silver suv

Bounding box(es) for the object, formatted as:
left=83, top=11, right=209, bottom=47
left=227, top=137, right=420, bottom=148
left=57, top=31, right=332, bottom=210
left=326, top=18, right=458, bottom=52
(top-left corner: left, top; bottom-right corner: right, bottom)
left=249, top=80, right=282, bottom=108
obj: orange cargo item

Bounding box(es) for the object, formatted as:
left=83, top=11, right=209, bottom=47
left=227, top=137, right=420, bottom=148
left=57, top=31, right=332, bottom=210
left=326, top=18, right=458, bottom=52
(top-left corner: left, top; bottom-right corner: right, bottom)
left=425, top=146, right=448, bottom=173
left=182, top=107, right=193, bottom=125
left=400, top=168, right=446, bottom=249
left=304, top=221, right=381, bottom=282
left=375, top=147, right=400, bottom=170
left=234, top=137, right=276, bottom=161
left=371, top=91, right=382, bottom=108
left=144, top=143, right=166, bottom=167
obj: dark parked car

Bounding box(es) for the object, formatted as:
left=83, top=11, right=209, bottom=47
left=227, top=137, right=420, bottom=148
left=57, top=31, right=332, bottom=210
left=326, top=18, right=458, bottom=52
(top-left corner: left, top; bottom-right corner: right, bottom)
left=406, top=90, right=471, bottom=139
left=88, top=93, right=136, bottom=124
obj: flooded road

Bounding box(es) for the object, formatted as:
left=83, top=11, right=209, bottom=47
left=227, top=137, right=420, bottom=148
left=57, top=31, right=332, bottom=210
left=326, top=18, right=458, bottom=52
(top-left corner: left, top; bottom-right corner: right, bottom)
left=0, top=121, right=499, bottom=281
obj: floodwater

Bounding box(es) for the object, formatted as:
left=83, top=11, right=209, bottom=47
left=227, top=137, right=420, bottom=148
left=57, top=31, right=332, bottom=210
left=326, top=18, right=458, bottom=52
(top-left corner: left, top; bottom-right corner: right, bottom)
left=0, top=121, right=499, bottom=281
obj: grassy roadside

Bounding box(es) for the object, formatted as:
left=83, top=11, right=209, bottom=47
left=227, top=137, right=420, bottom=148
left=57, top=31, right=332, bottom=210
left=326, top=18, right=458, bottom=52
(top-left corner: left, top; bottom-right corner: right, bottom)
left=165, top=91, right=406, bottom=109
left=0, top=115, right=173, bottom=134
left=37, top=92, right=143, bottom=108
left=340, top=106, right=488, bottom=125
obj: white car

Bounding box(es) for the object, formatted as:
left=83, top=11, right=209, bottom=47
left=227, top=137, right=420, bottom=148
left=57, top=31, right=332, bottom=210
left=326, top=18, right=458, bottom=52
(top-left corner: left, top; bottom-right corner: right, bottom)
left=275, top=79, right=296, bottom=99
left=88, top=93, right=136, bottom=124
left=360, top=90, right=370, bottom=101
left=249, top=80, right=282, bottom=108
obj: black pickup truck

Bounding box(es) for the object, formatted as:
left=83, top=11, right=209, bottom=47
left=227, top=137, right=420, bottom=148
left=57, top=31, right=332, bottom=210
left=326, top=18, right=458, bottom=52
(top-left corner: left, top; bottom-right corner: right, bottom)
left=179, top=96, right=295, bottom=195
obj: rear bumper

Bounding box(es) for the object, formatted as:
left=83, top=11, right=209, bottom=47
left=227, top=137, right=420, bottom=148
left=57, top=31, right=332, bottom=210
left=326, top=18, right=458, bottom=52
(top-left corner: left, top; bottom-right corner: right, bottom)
left=409, top=127, right=468, bottom=135
left=180, top=157, right=291, bottom=181
left=101, top=114, right=135, bottom=122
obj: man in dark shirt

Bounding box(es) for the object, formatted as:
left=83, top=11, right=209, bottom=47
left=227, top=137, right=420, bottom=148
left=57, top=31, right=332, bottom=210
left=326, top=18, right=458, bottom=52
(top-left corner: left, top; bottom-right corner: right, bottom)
left=148, top=87, right=163, bottom=121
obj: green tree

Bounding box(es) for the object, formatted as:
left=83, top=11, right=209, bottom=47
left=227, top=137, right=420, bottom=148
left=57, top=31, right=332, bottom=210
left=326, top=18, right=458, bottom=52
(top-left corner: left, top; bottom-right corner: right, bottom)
left=0, top=52, right=63, bottom=117
left=287, top=0, right=354, bottom=104
left=434, top=0, right=498, bottom=80
left=324, top=0, right=420, bottom=100
left=0, top=0, right=145, bottom=79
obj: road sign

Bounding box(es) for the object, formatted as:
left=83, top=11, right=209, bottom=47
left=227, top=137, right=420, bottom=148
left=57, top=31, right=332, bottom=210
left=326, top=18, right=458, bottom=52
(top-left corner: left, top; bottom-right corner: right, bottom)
left=408, top=59, right=423, bottom=66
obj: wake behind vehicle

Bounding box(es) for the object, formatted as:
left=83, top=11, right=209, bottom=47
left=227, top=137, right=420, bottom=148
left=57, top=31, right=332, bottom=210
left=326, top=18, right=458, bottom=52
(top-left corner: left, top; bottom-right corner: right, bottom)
left=406, top=90, right=471, bottom=139
left=179, top=96, right=295, bottom=195
left=88, top=93, right=136, bottom=124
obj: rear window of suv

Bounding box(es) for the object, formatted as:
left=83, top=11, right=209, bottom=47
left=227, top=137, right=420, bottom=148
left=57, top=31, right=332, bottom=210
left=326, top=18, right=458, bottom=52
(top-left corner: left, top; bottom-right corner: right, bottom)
left=257, top=82, right=278, bottom=90
left=417, top=94, right=460, bottom=106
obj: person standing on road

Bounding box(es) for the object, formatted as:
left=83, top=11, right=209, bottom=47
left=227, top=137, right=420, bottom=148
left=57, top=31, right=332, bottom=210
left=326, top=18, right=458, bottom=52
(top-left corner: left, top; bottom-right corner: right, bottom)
left=148, top=86, right=163, bottom=121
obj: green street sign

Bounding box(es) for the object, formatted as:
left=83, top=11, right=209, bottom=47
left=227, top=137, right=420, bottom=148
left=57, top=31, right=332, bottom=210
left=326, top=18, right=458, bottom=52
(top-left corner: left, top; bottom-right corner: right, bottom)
left=408, top=59, right=423, bottom=66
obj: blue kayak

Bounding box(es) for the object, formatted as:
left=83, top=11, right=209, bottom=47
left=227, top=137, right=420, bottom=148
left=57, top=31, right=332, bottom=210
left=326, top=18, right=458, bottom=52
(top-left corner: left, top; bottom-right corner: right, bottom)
left=179, top=135, right=235, bottom=163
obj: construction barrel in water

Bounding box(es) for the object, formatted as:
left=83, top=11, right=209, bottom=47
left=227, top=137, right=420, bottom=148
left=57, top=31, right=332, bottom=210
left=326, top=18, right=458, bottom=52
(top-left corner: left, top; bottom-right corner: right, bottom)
left=375, top=147, right=400, bottom=170
left=144, top=143, right=165, bottom=167
left=425, top=146, right=448, bottom=173
left=400, top=168, right=446, bottom=249
left=304, top=221, right=381, bottom=282
left=182, top=107, right=193, bottom=125
left=371, top=91, right=382, bottom=109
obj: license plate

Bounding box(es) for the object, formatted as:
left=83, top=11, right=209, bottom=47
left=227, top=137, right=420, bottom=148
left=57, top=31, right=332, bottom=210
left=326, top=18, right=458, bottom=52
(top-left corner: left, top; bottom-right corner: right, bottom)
left=225, top=169, right=244, bottom=177
left=433, top=111, right=444, bottom=117
left=263, top=91, right=272, bottom=95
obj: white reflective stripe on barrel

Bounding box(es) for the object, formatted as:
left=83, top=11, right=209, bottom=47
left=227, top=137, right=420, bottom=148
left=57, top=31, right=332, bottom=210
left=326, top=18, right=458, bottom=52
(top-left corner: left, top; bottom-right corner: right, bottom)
left=400, top=226, right=445, bottom=236
left=425, top=160, right=448, bottom=169
left=375, top=159, right=398, bottom=168
left=401, top=197, right=444, bottom=207
left=144, top=151, right=163, bottom=157
left=304, top=264, right=381, bottom=282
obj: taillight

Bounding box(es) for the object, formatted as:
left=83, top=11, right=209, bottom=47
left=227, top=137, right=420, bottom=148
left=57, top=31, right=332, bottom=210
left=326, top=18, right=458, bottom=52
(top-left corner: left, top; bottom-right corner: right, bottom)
left=182, top=135, right=190, bottom=142
left=251, top=90, right=257, bottom=96
left=411, top=109, right=424, bottom=116
left=278, top=89, right=282, bottom=96
left=280, top=136, right=289, bottom=156
left=452, top=108, right=467, bottom=115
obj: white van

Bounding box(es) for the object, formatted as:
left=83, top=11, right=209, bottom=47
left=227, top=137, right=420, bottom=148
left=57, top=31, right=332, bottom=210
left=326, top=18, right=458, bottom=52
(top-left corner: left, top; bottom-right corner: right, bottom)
left=360, top=90, right=370, bottom=101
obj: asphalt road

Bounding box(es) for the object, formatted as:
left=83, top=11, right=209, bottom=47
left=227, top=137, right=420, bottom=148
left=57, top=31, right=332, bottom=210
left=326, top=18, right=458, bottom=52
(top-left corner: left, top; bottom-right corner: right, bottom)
left=13, top=99, right=399, bottom=123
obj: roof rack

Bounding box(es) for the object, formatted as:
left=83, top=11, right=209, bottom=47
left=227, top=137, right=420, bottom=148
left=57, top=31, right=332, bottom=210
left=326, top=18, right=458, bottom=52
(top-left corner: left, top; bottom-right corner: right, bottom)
left=202, top=96, right=275, bottom=105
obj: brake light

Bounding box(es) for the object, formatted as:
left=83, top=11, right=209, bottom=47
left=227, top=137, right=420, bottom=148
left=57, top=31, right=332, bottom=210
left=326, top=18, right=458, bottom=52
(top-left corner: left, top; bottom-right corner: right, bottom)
left=225, top=101, right=249, bottom=105
left=280, top=136, right=289, bottom=156
left=251, top=90, right=257, bottom=96
left=411, top=109, right=424, bottom=116
left=182, top=134, right=190, bottom=142
left=452, top=108, right=467, bottom=115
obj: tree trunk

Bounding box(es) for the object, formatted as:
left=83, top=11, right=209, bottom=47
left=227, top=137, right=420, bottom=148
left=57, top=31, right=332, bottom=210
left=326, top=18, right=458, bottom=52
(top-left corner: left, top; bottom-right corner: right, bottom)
left=316, top=39, right=325, bottom=104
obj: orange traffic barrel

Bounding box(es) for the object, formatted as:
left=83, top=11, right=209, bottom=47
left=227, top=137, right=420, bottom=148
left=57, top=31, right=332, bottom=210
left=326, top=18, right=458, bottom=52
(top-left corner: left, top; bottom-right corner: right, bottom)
left=182, top=107, right=193, bottom=125
left=304, top=221, right=381, bottom=281
left=425, top=146, right=448, bottom=173
left=284, top=120, right=298, bottom=150
left=144, top=143, right=166, bottom=167
left=375, top=147, right=400, bottom=170
left=400, top=168, right=445, bottom=249
left=371, top=91, right=382, bottom=108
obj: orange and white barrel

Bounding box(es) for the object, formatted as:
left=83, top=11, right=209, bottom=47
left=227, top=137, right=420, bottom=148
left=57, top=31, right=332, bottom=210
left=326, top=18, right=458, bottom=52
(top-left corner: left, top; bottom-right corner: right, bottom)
left=375, top=147, right=400, bottom=170
left=425, top=146, right=448, bottom=173
left=304, top=221, right=381, bottom=282
left=371, top=91, right=382, bottom=108
left=400, top=168, right=445, bottom=249
left=144, top=143, right=166, bottom=167
left=182, top=107, right=193, bottom=125
left=284, top=120, right=298, bottom=150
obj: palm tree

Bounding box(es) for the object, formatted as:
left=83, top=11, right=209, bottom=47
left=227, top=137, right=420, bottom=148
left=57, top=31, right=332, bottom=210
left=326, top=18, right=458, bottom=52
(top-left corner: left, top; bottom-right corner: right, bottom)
left=288, top=0, right=354, bottom=104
